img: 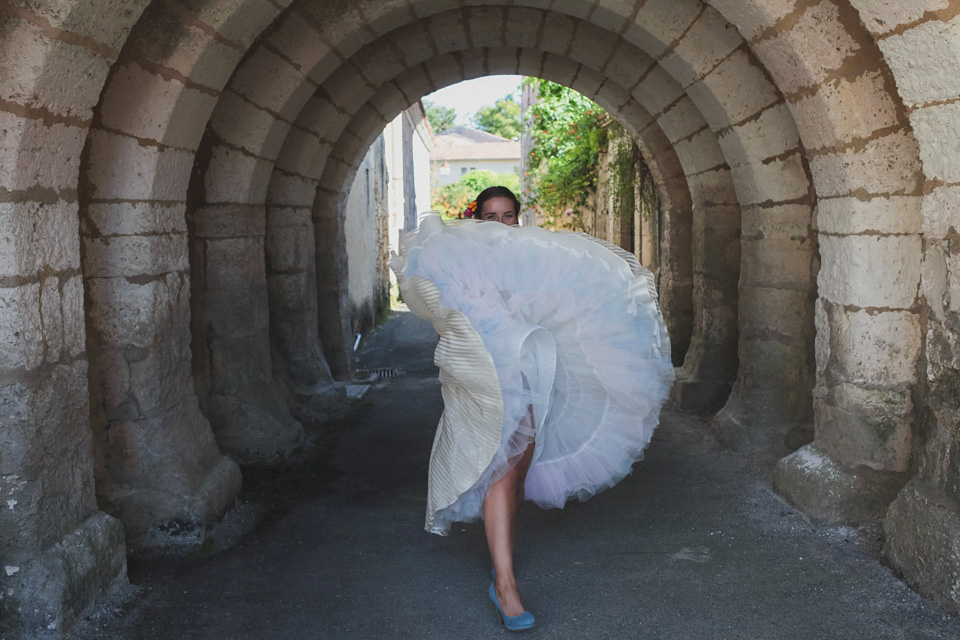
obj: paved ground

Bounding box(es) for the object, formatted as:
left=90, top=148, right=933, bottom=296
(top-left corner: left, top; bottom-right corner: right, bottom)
left=75, top=311, right=960, bottom=639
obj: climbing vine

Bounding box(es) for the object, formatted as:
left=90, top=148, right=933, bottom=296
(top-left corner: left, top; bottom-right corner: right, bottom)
left=523, top=78, right=607, bottom=230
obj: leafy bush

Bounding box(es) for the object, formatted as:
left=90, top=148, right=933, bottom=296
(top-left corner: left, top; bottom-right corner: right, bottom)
left=524, top=79, right=606, bottom=230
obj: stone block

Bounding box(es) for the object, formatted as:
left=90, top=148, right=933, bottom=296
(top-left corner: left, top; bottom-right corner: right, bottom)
left=0, top=18, right=112, bottom=120
left=230, top=47, right=307, bottom=118
left=0, top=200, right=81, bottom=278
left=210, top=90, right=291, bottom=161
left=505, top=7, right=545, bottom=48
left=740, top=237, right=812, bottom=290
left=884, top=478, right=960, bottom=617
left=818, top=234, right=921, bottom=309
left=718, top=104, right=800, bottom=168
left=603, top=42, right=655, bottom=91
left=267, top=12, right=331, bottom=74
left=849, top=0, right=951, bottom=36
left=832, top=308, right=921, bottom=386
left=706, top=0, right=797, bottom=41
left=0, top=111, right=86, bottom=192
left=197, top=0, right=280, bottom=48
left=816, top=382, right=913, bottom=471
left=673, top=129, right=726, bottom=174
left=0, top=283, right=44, bottom=372
left=586, top=0, right=634, bottom=32
left=773, top=444, right=908, bottom=523
left=922, top=186, right=960, bottom=238
left=571, top=22, right=619, bottom=72
left=467, top=5, right=508, bottom=48
left=297, top=94, right=349, bottom=139
left=203, top=146, right=274, bottom=204
left=13, top=0, right=143, bottom=52
left=267, top=172, right=317, bottom=208
left=427, top=9, right=469, bottom=55
left=85, top=129, right=193, bottom=201
left=660, top=5, right=744, bottom=89
left=790, top=70, right=900, bottom=151
left=687, top=49, right=779, bottom=130
left=83, top=202, right=187, bottom=238
left=190, top=204, right=264, bottom=240
left=655, top=96, right=707, bottom=145
left=569, top=66, right=605, bottom=101
left=878, top=14, right=960, bottom=107
left=350, top=43, right=407, bottom=89
left=808, top=130, right=922, bottom=198
left=730, top=152, right=810, bottom=206
left=817, top=195, right=922, bottom=235
left=740, top=203, right=811, bottom=242
left=276, top=134, right=330, bottom=178
left=910, top=101, right=960, bottom=184
left=517, top=49, right=545, bottom=77
left=83, top=277, right=159, bottom=347
left=62, top=276, right=86, bottom=359
left=752, top=0, right=861, bottom=95
left=540, top=54, right=580, bottom=88
left=923, top=242, right=949, bottom=321
left=688, top=168, right=738, bottom=206
left=82, top=233, right=188, bottom=278
left=593, top=83, right=631, bottom=115
left=634, top=64, right=685, bottom=115
left=487, top=48, right=522, bottom=76
left=1, top=511, right=127, bottom=640
left=538, top=11, right=578, bottom=56
left=627, top=0, right=702, bottom=58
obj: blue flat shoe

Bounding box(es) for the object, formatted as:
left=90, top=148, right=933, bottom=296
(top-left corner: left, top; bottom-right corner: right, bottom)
left=489, top=581, right=536, bottom=631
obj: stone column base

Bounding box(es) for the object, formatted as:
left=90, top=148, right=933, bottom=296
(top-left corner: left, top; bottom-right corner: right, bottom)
left=773, top=444, right=908, bottom=523
left=128, top=455, right=243, bottom=552
left=884, top=478, right=960, bottom=616
left=1, top=512, right=127, bottom=639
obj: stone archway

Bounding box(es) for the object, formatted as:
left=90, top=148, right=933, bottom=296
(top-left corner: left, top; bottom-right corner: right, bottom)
left=3, top=1, right=957, bottom=636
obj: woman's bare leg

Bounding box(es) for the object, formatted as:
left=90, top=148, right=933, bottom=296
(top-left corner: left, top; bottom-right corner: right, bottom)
left=484, top=439, right=536, bottom=617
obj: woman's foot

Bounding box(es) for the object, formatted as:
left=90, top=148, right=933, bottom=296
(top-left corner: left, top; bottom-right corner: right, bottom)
left=489, top=581, right=535, bottom=631
left=494, top=577, right=526, bottom=617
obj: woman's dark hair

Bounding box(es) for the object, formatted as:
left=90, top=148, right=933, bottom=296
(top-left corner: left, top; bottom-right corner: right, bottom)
left=475, top=186, right=521, bottom=216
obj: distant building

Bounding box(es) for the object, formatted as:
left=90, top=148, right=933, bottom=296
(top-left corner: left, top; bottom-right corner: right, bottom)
left=430, top=126, right=521, bottom=186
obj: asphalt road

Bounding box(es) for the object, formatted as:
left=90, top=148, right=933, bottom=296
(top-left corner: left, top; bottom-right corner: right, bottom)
left=74, top=311, right=960, bottom=639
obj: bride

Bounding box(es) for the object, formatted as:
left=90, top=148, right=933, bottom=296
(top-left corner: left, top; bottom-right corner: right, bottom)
left=392, top=186, right=674, bottom=631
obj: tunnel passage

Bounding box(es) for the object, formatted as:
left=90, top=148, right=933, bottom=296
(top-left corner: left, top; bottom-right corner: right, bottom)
left=2, top=1, right=959, bottom=636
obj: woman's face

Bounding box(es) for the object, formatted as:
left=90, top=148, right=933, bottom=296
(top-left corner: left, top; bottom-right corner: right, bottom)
left=479, top=196, right=518, bottom=226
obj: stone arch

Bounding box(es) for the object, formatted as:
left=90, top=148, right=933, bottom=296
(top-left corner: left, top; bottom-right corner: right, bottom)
left=7, top=1, right=960, bottom=635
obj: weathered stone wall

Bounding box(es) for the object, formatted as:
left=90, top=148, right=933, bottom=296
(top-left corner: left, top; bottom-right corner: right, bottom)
left=344, top=135, right=389, bottom=341
left=4, top=0, right=960, bottom=635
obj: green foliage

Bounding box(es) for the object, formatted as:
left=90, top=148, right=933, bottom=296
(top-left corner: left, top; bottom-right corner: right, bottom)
left=423, top=100, right=456, bottom=134
left=431, top=170, right=521, bottom=219
left=472, top=94, right=522, bottom=140
left=523, top=78, right=606, bottom=230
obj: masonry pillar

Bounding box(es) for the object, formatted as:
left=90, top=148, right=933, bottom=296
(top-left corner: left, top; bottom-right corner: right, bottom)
left=670, top=169, right=740, bottom=412
left=314, top=186, right=355, bottom=380
left=265, top=195, right=346, bottom=424
left=81, top=129, right=243, bottom=548
left=187, top=200, right=305, bottom=463
left=774, top=201, right=922, bottom=521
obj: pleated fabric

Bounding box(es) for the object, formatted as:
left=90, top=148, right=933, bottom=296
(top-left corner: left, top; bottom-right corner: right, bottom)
left=392, top=214, right=674, bottom=535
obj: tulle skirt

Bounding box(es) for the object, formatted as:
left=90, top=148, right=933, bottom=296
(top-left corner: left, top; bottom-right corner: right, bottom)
left=391, top=214, right=674, bottom=535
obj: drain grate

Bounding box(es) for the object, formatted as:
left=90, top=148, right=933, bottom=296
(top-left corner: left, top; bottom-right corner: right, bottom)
left=356, top=368, right=400, bottom=381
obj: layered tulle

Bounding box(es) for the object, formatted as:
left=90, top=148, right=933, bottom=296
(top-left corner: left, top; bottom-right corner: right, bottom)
left=392, top=214, right=674, bottom=535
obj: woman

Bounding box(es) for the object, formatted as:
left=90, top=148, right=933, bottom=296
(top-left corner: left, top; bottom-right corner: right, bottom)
left=392, top=186, right=673, bottom=631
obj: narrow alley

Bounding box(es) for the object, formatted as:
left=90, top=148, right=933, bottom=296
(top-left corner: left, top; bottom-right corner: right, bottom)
left=73, top=312, right=960, bottom=640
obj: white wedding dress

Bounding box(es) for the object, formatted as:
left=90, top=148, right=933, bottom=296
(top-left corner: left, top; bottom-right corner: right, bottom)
left=392, top=214, right=674, bottom=535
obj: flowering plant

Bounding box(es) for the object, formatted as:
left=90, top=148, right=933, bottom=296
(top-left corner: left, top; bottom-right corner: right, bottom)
left=462, top=200, right=478, bottom=219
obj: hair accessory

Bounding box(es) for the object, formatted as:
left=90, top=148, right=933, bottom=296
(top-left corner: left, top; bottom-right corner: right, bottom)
left=463, top=200, right=478, bottom=219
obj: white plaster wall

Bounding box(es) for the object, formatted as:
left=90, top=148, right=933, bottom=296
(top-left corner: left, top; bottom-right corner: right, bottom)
left=433, top=158, right=520, bottom=186
left=345, top=139, right=383, bottom=314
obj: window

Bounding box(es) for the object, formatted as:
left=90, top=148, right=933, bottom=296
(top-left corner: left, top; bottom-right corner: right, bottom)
left=461, top=167, right=468, bottom=175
